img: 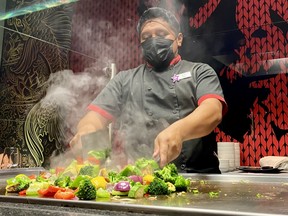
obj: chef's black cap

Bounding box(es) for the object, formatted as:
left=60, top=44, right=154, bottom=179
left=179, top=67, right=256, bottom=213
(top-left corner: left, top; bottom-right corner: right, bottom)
left=137, top=7, right=180, bottom=36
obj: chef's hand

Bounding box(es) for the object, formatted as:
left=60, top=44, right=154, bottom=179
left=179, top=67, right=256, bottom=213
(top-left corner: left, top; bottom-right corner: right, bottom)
left=153, top=125, right=183, bottom=168
left=69, top=129, right=95, bottom=157
left=69, top=133, right=82, bottom=155
left=69, top=111, right=109, bottom=157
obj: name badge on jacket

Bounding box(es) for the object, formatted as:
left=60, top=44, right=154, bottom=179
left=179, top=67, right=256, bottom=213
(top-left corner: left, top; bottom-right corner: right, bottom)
left=171, top=71, right=191, bottom=83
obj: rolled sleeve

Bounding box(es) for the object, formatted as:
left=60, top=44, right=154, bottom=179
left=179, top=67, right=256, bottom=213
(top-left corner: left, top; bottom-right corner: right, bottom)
left=196, top=64, right=228, bottom=115
left=198, top=94, right=228, bottom=116
left=89, top=72, right=124, bottom=120
left=87, top=104, right=114, bottom=120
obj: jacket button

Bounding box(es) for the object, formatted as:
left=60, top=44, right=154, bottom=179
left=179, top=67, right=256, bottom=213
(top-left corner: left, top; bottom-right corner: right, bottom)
left=180, top=164, right=186, bottom=170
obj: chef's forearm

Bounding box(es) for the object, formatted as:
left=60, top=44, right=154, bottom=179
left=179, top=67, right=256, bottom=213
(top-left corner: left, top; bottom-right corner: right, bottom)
left=173, top=98, right=223, bottom=141
left=77, top=111, right=109, bottom=134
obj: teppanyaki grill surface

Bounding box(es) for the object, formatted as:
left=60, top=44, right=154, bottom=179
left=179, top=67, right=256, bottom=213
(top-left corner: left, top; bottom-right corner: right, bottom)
left=0, top=167, right=45, bottom=179
left=0, top=173, right=288, bottom=216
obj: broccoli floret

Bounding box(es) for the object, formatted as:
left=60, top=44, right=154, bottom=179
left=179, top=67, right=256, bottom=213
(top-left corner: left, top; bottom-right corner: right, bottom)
left=165, top=163, right=178, bottom=176
left=135, top=158, right=159, bottom=169
left=154, top=163, right=178, bottom=184
left=54, top=176, right=71, bottom=188
left=148, top=177, right=169, bottom=195
left=134, top=158, right=159, bottom=175
left=75, top=179, right=96, bottom=200
left=174, top=175, right=190, bottom=192
left=107, top=171, right=118, bottom=182
left=36, top=175, right=49, bottom=183
left=69, top=175, right=91, bottom=189
left=78, top=165, right=99, bottom=177
left=6, top=174, right=31, bottom=192
left=166, top=182, right=176, bottom=193
left=119, top=164, right=141, bottom=177
left=107, top=171, right=128, bottom=183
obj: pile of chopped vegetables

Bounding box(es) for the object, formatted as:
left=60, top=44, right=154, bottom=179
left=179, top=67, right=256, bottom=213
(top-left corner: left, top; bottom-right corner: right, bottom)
left=5, top=156, right=191, bottom=200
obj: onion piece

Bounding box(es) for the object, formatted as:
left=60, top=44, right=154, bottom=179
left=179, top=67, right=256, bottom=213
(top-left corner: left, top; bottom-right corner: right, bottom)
left=128, top=175, right=143, bottom=184
left=114, top=181, right=131, bottom=192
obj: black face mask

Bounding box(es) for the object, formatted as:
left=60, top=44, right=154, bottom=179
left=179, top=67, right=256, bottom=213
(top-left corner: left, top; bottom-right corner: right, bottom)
left=141, top=37, right=175, bottom=71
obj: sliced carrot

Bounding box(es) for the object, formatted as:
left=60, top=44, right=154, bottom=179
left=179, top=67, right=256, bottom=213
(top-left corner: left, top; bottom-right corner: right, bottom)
left=19, top=190, right=27, bottom=196
left=38, top=185, right=66, bottom=197
left=76, top=157, right=84, bottom=165
left=28, top=174, right=36, bottom=180
left=54, top=190, right=75, bottom=200
left=55, top=167, right=65, bottom=175
left=87, top=157, right=100, bottom=165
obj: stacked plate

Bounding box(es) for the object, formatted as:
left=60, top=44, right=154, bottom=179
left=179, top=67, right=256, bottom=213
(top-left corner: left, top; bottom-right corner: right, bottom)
left=234, top=142, right=240, bottom=168
left=217, top=142, right=236, bottom=172
left=219, top=159, right=229, bottom=173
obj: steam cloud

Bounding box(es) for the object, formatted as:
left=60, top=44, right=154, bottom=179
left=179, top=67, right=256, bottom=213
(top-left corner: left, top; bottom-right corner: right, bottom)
left=43, top=67, right=110, bottom=168
left=45, top=13, right=139, bottom=169
left=45, top=68, right=109, bottom=131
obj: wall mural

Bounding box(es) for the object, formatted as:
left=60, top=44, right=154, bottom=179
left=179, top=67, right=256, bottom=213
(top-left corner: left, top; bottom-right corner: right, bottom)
left=0, top=0, right=72, bottom=167
left=216, top=0, right=288, bottom=165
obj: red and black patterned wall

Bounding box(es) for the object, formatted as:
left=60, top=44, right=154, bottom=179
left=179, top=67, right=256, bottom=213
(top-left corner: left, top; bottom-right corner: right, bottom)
left=70, top=0, right=142, bottom=73
left=70, top=0, right=288, bottom=166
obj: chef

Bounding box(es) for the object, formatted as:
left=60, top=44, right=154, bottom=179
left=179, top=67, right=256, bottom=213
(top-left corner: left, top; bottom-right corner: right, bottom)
left=70, top=7, right=227, bottom=173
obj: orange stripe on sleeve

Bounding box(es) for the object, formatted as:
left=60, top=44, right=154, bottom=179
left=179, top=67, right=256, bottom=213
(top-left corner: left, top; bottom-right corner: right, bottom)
left=87, top=104, right=114, bottom=120
left=198, top=94, right=228, bottom=116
